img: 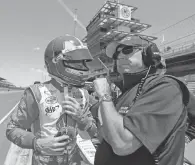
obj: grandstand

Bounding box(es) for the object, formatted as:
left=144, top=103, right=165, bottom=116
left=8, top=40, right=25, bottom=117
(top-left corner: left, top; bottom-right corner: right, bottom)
left=0, top=77, right=5, bottom=81
left=0, top=77, right=15, bottom=88
left=0, top=77, right=23, bottom=91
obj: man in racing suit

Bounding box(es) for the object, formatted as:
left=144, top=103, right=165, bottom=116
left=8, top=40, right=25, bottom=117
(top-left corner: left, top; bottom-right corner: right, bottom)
left=6, top=35, right=97, bottom=165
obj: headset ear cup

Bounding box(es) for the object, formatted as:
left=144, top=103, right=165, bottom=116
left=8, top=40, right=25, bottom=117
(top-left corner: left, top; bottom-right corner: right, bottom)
left=142, top=47, right=151, bottom=67
left=142, top=44, right=162, bottom=68
left=153, top=54, right=161, bottom=66
left=149, top=44, right=162, bottom=68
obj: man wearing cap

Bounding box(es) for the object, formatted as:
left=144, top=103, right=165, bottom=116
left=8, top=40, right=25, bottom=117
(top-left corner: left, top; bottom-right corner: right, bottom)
left=92, top=37, right=190, bottom=165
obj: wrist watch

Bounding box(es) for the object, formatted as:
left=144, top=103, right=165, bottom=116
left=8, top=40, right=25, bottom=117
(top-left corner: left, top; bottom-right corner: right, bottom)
left=99, top=94, right=112, bottom=102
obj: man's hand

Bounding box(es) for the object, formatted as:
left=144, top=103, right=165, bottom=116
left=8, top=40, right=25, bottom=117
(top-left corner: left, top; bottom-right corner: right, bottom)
left=93, top=78, right=111, bottom=98
left=62, top=96, right=85, bottom=122
left=34, top=135, right=71, bottom=155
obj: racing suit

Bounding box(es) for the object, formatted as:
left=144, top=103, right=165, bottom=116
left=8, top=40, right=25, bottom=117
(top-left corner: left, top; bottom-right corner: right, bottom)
left=6, top=81, right=97, bottom=165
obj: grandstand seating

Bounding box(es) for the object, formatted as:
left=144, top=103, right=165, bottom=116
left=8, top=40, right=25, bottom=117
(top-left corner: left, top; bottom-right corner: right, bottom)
left=0, top=77, right=5, bottom=81
left=0, top=79, right=15, bottom=88
left=0, top=77, right=19, bottom=90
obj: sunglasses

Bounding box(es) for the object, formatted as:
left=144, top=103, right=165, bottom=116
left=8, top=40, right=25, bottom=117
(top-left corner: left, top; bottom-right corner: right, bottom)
left=121, top=46, right=134, bottom=55
left=117, top=45, right=142, bottom=54
left=112, top=45, right=141, bottom=60
left=116, top=45, right=133, bottom=54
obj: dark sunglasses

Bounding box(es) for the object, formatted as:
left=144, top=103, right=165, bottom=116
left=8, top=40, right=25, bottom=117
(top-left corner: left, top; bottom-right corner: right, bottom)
left=121, top=46, right=134, bottom=54
left=117, top=45, right=142, bottom=55
left=116, top=45, right=134, bottom=55
left=113, top=45, right=141, bottom=60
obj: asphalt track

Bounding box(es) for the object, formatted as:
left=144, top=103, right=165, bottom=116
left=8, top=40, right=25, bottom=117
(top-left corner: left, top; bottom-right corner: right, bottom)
left=0, top=90, right=194, bottom=164
left=0, top=90, right=23, bottom=165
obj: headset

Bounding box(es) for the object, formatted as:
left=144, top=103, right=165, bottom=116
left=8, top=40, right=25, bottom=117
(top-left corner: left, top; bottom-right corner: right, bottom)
left=139, top=36, right=164, bottom=69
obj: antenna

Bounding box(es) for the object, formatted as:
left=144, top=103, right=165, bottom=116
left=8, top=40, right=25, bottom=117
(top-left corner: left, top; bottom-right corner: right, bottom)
left=58, top=0, right=86, bottom=32
left=73, top=9, right=78, bottom=36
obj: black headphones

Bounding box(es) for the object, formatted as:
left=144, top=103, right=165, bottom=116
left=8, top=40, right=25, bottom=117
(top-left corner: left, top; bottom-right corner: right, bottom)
left=142, top=43, right=162, bottom=68
left=139, top=36, right=164, bottom=69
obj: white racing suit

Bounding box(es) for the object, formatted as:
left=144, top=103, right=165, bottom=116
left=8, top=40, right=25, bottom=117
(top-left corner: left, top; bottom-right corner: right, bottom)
left=6, top=82, right=97, bottom=165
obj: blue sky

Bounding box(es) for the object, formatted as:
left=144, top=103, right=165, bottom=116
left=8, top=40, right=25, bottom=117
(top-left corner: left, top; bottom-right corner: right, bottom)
left=1, top=0, right=195, bottom=87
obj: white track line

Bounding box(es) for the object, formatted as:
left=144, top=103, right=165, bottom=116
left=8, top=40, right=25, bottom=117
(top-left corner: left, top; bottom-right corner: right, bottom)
left=0, top=102, right=19, bottom=125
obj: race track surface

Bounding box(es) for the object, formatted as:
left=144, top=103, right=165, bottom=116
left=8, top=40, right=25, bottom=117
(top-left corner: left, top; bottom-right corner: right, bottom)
left=0, top=90, right=23, bottom=165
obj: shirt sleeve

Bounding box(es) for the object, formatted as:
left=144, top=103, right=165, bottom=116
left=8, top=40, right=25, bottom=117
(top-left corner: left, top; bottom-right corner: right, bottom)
left=123, top=78, right=184, bottom=154
left=6, top=88, right=39, bottom=149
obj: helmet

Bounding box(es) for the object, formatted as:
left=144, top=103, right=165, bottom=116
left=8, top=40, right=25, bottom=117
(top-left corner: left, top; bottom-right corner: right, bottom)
left=44, top=34, right=93, bottom=87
